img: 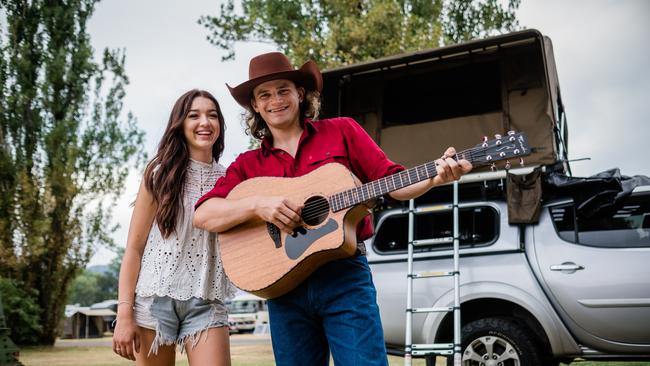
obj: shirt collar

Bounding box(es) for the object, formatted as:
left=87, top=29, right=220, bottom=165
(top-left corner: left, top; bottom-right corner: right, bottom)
left=260, top=136, right=272, bottom=155
left=260, top=118, right=318, bottom=156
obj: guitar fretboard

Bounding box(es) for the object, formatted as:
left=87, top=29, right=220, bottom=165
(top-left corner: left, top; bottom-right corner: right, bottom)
left=329, top=150, right=477, bottom=212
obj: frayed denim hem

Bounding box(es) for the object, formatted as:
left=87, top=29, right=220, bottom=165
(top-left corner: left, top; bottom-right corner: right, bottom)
left=147, top=301, right=228, bottom=356
left=147, top=319, right=178, bottom=357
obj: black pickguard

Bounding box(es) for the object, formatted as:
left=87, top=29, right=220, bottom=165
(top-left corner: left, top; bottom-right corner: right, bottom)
left=284, top=219, right=339, bottom=260
left=266, top=223, right=282, bottom=248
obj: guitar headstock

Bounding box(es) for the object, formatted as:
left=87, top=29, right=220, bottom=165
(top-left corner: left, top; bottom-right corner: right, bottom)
left=462, top=131, right=531, bottom=170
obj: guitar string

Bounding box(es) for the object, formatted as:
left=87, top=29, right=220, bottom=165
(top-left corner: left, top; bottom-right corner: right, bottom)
left=300, top=158, right=527, bottom=220
left=299, top=154, right=488, bottom=221
left=297, top=149, right=504, bottom=220
left=299, top=161, right=446, bottom=219
left=297, top=148, right=497, bottom=216
left=297, top=141, right=525, bottom=221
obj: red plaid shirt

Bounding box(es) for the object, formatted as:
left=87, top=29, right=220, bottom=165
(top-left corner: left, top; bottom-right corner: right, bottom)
left=196, top=117, right=404, bottom=240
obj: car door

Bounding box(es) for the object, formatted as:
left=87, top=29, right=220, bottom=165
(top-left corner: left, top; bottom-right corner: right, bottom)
left=534, top=191, right=650, bottom=344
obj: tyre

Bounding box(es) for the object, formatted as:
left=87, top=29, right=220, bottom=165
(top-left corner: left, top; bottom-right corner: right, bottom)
left=442, top=317, right=545, bottom=366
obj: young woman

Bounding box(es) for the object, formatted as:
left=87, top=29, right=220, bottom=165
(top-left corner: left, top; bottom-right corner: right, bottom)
left=113, top=89, right=235, bottom=366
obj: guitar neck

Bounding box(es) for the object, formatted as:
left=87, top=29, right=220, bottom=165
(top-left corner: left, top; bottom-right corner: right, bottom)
left=329, top=149, right=478, bottom=212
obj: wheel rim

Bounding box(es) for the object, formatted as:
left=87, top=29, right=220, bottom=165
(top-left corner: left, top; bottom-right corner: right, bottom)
left=461, top=335, right=520, bottom=366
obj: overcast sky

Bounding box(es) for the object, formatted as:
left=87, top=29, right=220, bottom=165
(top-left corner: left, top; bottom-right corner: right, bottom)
left=86, top=0, right=650, bottom=266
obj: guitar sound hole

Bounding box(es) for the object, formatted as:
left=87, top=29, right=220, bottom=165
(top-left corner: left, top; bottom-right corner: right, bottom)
left=302, top=195, right=330, bottom=226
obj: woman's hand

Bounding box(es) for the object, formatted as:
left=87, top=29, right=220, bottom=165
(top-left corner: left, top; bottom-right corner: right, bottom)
left=112, top=314, right=140, bottom=361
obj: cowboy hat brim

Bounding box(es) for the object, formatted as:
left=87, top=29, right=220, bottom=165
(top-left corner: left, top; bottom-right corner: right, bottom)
left=227, top=60, right=322, bottom=109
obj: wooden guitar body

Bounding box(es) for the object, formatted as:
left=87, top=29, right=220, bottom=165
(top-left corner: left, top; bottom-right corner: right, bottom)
left=219, top=163, right=369, bottom=299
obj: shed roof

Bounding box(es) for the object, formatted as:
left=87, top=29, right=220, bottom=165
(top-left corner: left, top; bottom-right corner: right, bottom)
left=66, top=307, right=116, bottom=317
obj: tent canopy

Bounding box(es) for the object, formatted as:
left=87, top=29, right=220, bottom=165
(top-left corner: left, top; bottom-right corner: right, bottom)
left=321, top=29, right=568, bottom=174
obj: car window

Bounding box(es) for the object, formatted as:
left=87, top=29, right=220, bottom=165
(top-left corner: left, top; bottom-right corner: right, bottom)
left=373, top=206, right=499, bottom=253
left=549, top=193, right=650, bottom=248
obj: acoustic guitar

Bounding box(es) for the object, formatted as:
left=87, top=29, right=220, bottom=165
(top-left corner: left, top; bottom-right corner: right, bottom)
left=220, top=132, right=531, bottom=299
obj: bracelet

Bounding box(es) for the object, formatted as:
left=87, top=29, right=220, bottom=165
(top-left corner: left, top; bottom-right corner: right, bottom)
left=117, top=300, right=134, bottom=308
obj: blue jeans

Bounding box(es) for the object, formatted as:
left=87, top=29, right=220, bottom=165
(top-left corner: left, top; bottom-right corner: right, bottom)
left=268, top=255, right=388, bottom=366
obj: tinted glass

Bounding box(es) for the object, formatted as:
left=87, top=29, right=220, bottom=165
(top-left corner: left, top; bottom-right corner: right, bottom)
left=550, top=193, right=650, bottom=248
left=549, top=204, right=577, bottom=243
left=374, top=206, right=498, bottom=253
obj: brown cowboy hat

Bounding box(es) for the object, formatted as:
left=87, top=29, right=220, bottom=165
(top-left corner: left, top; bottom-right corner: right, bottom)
left=227, top=52, right=323, bottom=108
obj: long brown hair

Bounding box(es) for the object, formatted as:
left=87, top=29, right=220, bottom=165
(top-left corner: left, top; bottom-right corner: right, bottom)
left=143, top=89, right=225, bottom=238
left=245, top=87, right=321, bottom=140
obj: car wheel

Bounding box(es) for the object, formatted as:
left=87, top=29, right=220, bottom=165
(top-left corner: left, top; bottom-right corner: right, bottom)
left=439, top=317, right=544, bottom=366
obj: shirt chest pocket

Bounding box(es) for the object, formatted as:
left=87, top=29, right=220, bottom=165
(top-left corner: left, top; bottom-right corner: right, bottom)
left=306, top=146, right=349, bottom=168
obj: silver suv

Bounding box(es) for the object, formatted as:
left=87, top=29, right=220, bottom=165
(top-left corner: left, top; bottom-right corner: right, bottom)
left=367, top=177, right=650, bottom=365
left=318, top=28, right=650, bottom=365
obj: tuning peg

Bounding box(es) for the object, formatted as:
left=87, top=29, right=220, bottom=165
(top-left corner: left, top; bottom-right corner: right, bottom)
left=507, top=130, right=516, bottom=135
left=505, top=160, right=512, bottom=169
left=495, top=134, right=502, bottom=145
left=482, top=136, right=488, bottom=147
left=519, top=158, right=525, bottom=166
left=490, top=163, right=497, bottom=172
left=486, top=155, right=493, bottom=161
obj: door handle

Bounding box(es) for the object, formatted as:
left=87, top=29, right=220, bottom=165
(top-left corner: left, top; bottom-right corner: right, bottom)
left=550, top=262, right=584, bottom=273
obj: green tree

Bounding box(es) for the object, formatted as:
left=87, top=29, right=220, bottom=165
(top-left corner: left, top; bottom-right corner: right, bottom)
left=67, top=271, right=104, bottom=306
left=96, top=246, right=123, bottom=300
left=67, top=247, right=123, bottom=306
left=199, top=0, right=520, bottom=68
left=0, top=0, right=146, bottom=344
left=0, top=277, right=41, bottom=345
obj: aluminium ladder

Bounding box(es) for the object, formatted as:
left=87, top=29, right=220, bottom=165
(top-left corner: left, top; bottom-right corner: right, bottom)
left=404, top=181, right=462, bottom=366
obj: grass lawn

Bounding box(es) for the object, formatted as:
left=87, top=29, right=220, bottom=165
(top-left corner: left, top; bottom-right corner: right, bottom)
left=18, top=336, right=650, bottom=366
left=19, top=343, right=426, bottom=366
left=19, top=336, right=426, bottom=366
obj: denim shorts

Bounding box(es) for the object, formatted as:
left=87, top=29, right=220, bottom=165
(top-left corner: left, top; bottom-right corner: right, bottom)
left=134, top=295, right=228, bottom=355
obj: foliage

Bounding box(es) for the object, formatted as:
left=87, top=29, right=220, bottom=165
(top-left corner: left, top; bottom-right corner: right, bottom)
left=199, top=0, right=521, bottom=69
left=0, top=277, right=42, bottom=345
left=247, top=137, right=261, bottom=150
left=67, top=247, right=122, bottom=306
left=0, top=0, right=146, bottom=344
left=101, top=246, right=123, bottom=298
left=443, top=0, right=520, bottom=44
left=67, top=271, right=104, bottom=306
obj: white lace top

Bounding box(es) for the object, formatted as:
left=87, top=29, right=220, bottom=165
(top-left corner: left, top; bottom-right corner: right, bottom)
left=135, top=159, right=236, bottom=301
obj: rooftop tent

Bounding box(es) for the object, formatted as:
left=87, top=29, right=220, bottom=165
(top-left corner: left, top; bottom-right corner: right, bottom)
left=320, top=29, right=568, bottom=173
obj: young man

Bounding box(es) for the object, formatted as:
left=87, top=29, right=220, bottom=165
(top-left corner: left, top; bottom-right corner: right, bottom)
left=194, top=52, right=472, bottom=365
